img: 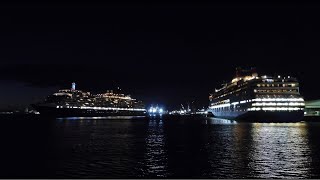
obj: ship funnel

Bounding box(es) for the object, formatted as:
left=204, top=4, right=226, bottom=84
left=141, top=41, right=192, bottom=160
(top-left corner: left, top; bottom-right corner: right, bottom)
left=72, top=82, right=76, bottom=90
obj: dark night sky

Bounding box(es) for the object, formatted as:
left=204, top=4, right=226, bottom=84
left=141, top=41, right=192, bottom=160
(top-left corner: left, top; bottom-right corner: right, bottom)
left=1, top=2, right=320, bottom=110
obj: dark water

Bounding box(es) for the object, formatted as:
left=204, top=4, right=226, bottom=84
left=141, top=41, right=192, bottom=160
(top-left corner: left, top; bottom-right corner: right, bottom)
left=1, top=115, right=320, bottom=178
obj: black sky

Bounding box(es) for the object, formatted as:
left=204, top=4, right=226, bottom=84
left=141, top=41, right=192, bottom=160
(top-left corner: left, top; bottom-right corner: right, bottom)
left=0, top=2, right=320, bottom=110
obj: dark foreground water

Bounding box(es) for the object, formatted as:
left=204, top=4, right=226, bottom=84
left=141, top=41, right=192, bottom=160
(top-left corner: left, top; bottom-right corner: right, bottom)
left=1, top=115, right=320, bottom=178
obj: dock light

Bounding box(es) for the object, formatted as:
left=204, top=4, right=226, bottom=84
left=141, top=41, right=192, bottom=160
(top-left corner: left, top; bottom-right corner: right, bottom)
left=152, top=108, right=156, bottom=113
left=159, top=108, right=163, bottom=113
left=72, top=82, right=76, bottom=90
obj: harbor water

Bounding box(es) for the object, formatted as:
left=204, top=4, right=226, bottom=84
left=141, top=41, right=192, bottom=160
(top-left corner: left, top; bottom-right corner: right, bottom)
left=0, top=115, right=320, bottom=178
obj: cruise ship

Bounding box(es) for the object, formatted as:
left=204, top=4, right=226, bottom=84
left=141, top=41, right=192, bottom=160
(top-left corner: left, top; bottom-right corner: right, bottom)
left=32, top=83, right=147, bottom=117
left=208, top=68, right=305, bottom=122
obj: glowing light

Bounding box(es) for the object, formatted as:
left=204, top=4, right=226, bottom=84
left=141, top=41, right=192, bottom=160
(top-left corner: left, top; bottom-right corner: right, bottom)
left=243, top=76, right=255, bottom=81
left=60, top=106, right=146, bottom=111
left=232, top=78, right=240, bottom=83
left=248, top=107, right=303, bottom=111
left=248, top=107, right=261, bottom=111
left=72, top=82, right=76, bottom=90
left=209, top=103, right=231, bottom=109
left=251, top=102, right=304, bottom=107
left=252, top=98, right=304, bottom=102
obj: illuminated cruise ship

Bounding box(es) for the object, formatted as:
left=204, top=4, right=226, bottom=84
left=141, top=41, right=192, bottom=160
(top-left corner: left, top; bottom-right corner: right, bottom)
left=32, top=83, right=147, bottom=117
left=208, top=68, right=305, bottom=122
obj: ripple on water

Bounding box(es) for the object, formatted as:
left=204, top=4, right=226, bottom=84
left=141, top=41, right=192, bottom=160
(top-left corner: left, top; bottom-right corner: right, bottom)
left=38, top=118, right=320, bottom=178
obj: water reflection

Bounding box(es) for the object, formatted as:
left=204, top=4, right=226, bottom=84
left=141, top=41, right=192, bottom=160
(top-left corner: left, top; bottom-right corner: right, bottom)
left=205, top=118, right=244, bottom=178
left=141, top=118, right=169, bottom=177
left=248, top=122, right=311, bottom=178
left=205, top=117, right=237, bottom=125
left=51, top=118, right=148, bottom=178
left=231, top=123, right=255, bottom=178
left=6, top=115, right=317, bottom=178
left=203, top=118, right=313, bottom=178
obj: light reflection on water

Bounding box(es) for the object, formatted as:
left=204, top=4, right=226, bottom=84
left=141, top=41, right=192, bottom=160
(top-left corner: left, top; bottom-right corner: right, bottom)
left=205, top=117, right=237, bottom=124
left=140, top=118, right=169, bottom=177
left=248, top=122, right=311, bottom=178
left=10, top=116, right=319, bottom=178
left=201, top=118, right=313, bottom=178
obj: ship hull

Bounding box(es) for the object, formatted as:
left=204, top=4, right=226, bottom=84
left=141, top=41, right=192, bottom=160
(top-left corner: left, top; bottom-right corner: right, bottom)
left=32, top=105, right=146, bottom=117
left=208, top=110, right=304, bottom=122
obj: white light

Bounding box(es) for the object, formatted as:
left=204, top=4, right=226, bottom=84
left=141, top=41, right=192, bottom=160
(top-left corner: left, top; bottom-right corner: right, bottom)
left=277, top=102, right=288, bottom=106
left=248, top=107, right=302, bottom=111
left=78, top=106, right=146, bottom=111
left=209, top=103, right=231, bottom=109
left=252, top=98, right=304, bottom=102
left=159, top=108, right=163, bottom=113
left=252, top=102, right=305, bottom=107
left=231, top=102, right=239, bottom=105
left=248, top=107, right=261, bottom=111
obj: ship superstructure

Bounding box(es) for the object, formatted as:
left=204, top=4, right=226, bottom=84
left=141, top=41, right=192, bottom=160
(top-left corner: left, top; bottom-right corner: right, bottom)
left=208, top=68, right=305, bottom=122
left=32, top=83, right=146, bottom=117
